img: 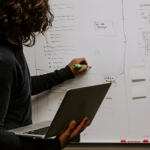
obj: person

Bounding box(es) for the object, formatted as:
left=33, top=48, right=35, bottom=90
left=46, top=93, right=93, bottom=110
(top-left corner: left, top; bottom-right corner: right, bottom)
left=0, top=0, right=90, bottom=150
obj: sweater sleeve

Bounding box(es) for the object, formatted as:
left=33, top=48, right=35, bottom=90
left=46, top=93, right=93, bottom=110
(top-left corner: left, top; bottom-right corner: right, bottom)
left=31, top=66, right=74, bottom=95
left=0, top=60, right=61, bottom=150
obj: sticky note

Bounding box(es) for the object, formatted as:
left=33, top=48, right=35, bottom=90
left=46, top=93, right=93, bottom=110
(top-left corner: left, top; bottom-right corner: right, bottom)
left=103, top=76, right=117, bottom=87
left=132, top=84, right=147, bottom=99
left=131, top=66, right=146, bottom=81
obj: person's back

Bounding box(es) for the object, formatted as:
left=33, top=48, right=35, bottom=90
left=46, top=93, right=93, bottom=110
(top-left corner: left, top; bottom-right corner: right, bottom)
left=0, top=39, right=33, bottom=129
left=0, top=0, right=90, bottom=149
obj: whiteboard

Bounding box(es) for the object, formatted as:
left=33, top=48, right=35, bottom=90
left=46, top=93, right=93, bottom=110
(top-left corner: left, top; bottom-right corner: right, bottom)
left=24, top=0, right=150, bottom=143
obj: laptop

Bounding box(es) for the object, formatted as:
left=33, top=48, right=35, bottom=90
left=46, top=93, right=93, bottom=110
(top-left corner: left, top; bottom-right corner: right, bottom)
left=9, top=83, right=111, bottom=139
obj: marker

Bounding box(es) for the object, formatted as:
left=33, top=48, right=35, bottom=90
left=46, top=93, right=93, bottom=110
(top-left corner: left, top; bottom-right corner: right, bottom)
left=121, top=140, right=126, bottom=143
left=143, top=140, right=149, bottom=143
left=73, top=64, right=92, bottom=69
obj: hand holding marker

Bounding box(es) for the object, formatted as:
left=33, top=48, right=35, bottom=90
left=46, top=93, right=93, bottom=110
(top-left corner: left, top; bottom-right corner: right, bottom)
left=68, top=58, right=91, bottom=77
left=73, top=64, right=92, bottom=69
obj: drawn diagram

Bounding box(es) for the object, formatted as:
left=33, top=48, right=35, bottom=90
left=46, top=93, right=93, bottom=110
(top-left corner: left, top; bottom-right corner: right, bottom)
left=139, top=11, right=150, bottom=26
left=35, top=0, right=126, bottom=74
left=24, top=0, right=150, bottom=143
left=34, top=0, right=128, bottom=143
left=35, top=1, right=76, bottom=72
left=97, top=96, right=114, bottom=116
left=138, top=29, right=150, bottom=55
left=138, top=6, right=150, bottom=58
left=94, top=21, right=117, bottom=37
left=139, top=4, right=150, bottom=9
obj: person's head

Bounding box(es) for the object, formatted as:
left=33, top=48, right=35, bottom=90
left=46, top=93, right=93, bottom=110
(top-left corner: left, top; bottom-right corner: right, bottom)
left=0, top=0, right=54, bottom=48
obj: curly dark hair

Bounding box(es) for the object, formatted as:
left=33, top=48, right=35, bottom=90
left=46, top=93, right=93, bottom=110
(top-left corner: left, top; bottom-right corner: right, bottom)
left=0, top=0, right=54, bottom=48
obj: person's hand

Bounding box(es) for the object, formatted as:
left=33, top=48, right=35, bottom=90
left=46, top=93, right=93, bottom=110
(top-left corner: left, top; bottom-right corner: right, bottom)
left=68, top=58, right=88, bottom=77
left=58, top=117, right=90, bottom=149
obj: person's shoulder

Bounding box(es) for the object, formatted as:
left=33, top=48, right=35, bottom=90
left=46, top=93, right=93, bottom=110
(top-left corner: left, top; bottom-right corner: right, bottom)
left=0, top=41, right=17, bottom=68
left=0, top=40, right=17, bottom=59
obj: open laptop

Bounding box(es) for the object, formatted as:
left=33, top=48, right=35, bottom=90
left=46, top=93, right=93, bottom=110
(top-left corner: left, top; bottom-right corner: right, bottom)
left=9, top=83, right=111, bottom=139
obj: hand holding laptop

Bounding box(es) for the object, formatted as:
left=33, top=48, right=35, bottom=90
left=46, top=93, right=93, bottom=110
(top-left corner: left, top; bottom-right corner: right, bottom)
left=58, top=117, right=90, bottom=149
left=9, top=83, right=111, bottom=145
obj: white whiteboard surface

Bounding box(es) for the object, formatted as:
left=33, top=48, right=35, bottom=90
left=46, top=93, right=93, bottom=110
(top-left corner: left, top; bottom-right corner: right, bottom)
left=24, top=0, right=150, bottom=143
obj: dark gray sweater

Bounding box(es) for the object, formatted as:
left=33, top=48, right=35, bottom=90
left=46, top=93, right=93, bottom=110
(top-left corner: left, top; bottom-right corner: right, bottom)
left=0, top=40, right=74, bottom=150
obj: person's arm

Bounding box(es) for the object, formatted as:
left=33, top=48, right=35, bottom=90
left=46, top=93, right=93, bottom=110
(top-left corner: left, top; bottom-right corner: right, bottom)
left=31, top=65, right=74, bottom=95
left=0, top=60, right=61, bottom=150
left=31, top=58, right=88, bottom=96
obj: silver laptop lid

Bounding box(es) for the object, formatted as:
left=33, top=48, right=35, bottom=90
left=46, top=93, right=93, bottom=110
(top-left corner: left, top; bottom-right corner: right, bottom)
left=45, top=83, right=111, bottom=138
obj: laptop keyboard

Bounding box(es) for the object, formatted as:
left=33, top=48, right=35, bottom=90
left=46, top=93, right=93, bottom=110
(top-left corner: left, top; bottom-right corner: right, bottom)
left=23, top=126, right=49, bottom=135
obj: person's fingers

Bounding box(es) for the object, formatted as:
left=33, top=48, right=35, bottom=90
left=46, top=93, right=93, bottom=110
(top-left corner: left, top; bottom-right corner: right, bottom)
left=81, top=120, right=90, bottom=132
left=58, top=121, right=76, bottom=149
left=68, top=120, right=76, bottom=133
left=63, top=120, right=76, bottom=138
left=76, top=58, right=85, bottom=63
left=71, top=117, right=88, bottom=138
left=82, top=58, right=88, bottom=65
left=78, top=65, right=88, bottom=72
left=78, top=58, right=88, bottom=65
